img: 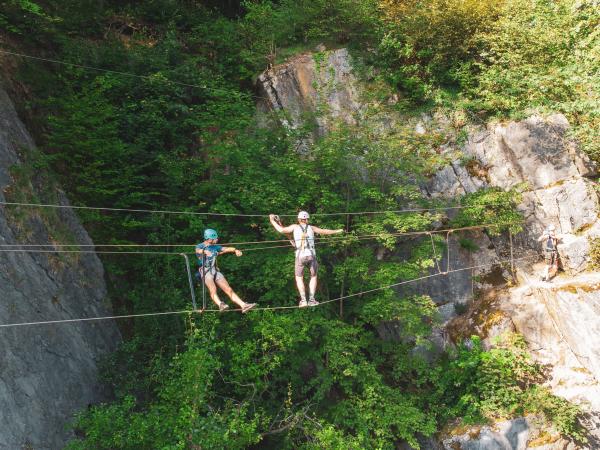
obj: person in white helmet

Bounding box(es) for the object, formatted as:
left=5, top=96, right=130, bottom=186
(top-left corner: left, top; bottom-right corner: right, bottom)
left=537, top=224, right=561, bottom=281
left=269, top=211, right=344, bottom=307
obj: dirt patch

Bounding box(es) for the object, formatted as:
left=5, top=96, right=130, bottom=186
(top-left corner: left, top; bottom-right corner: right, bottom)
left=464, top=158, right=490, bottom=182
left=527, top=430, right=561, bottom=447
left=557, top=281, right=600, bottom=294
left=478, top=264, right=508, bottom=287
left=447, top=286, right=511, bottom=343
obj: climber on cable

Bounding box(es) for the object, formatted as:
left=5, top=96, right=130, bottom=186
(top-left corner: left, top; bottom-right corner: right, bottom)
left=196, top=229, right=256, bottom=313
left=269, top=211, right=344, bottom=307
left=538, top=224, right=561, bottom=282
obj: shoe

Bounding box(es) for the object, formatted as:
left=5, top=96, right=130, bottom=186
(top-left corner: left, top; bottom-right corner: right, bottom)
left=219, top=302, right=230, bottom=312
left=242, top=303, right=257, bottom=314
left=299, top=299, right=308, bottom=308
left=308, top=297, right=319, bottom=307
left=540, top=275, right=546, bottom=282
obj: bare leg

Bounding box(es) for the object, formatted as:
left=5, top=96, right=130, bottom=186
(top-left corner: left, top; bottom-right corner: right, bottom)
left=295, top=276, right=306, bottom=300
left=204, top=276, right=221, bottom=306
left=309, top=276, right=318, bottom=298
left=548, top=262, right=558, bottom=280
left=216, top=276, right=246, bottom=308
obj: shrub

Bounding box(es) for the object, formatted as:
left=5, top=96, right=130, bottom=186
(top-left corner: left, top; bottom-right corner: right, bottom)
left=378, top=0, right=504, bottom=95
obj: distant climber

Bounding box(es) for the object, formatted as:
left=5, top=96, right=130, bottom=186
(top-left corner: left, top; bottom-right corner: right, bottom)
left=538, top=224, right=561, bottom=282
left=269, top=211, right=344, bottom=307
left=196, top=229, right=256, bottom=313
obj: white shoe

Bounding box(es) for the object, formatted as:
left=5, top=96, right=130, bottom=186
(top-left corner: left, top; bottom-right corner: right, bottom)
left=299, top=299, right=308, bottom=308
left=308, top=298, right=319, bottom=307
left=242, top=303, right=257, bottom=314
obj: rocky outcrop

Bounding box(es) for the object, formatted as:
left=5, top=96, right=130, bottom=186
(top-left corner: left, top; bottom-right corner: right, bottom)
left=257, top=48, right=362, bottom=150
left=428, top=114, right=599, bottom=274
left=431, top=116, right=600, bottom=443
left=440, top=417, right=578, bottom=450
left=0, top=86, right=121, bottom=449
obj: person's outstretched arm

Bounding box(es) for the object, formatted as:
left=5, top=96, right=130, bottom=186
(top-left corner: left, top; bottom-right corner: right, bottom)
left=311, top=226, right=344, bottom=235
left=269, top=214, right=296, bottom=234
left=220, top=247, right=243, bottom=257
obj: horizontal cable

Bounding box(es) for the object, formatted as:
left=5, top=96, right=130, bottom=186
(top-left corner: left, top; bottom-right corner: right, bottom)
left=0, top=254, right=538, bottom=328
left=0, top=48, right=231, bottom=93
left=0, top=221, right=523, bottom=251
left=0, top=199, right=515, bottom=219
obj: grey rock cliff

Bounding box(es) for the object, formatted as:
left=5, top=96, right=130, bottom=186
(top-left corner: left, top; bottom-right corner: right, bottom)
left=0, top=86, right=121, bottom=449
left=441, top=416, right=578, bottom=450
left=257, top=48, right=362, bottom=150
left=431, top=115, right=600, bottom=443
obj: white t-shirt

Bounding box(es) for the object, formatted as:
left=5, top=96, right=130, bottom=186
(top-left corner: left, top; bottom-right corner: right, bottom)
left=293, top=224, right=316, bottom=258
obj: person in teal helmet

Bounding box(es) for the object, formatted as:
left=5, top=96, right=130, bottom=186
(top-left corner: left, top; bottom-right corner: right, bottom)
left=196, top=229, right=256, bottom=313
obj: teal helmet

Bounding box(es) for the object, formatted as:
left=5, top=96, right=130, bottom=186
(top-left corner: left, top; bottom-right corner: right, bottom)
left=204, top=228, right=218, bottom=240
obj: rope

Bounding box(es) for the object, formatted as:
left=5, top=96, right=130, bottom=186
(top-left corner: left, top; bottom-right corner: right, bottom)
left=445, top=230, right=453, bottom=274
left=0, top=49, right=234, bottom=94
left=0, top=221, right=524, bottom=251
left=0, top=254, right=537, bottom=329
left=0, top=200, right=268, bottom=217
left=0, top=249, right=181, bottom=255
left=0, top=199, right=518, bottom=219
left=428, top=232, right=442, bottom=274
left=509, top=230, right=515, bottom=280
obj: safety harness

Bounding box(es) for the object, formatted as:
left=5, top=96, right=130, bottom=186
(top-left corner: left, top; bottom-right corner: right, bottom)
left=544, top=234, right=558, bottom=265
left=295, top=224, right=316, bottom=259
left=545, top=235, right=557, bottom=252
left=198, top=244, right=220, bottom=281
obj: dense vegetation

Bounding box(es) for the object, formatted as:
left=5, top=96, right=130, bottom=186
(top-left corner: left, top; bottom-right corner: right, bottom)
left=2, top=0, right=596, bottom=447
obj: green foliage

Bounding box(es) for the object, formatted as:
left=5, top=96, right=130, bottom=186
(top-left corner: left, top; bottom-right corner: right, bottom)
left=431, top=334, right=585, bottom=440
left=378, top=0, right=504, bottom=96
left=471, top=0, right=599, bottom=160
left=0, top=0, right=56, bottom=37
left=458, top=238, right=479, bottom=253
left=452, top=187, right=524, bottom=236
left=4, top=0, right=591, bottom=446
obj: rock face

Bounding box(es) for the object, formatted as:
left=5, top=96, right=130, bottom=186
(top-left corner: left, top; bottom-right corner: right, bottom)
left=430, top=115, right=600, bottom=442
left=0, top=86, right=121, bottom=449
left=441, top=417, right=577, bottom=450
left=428, top=114, right=599, bottom=273
left=256, top=49, right=600, bottom=445
left=257, top=48, right=362, bottom=149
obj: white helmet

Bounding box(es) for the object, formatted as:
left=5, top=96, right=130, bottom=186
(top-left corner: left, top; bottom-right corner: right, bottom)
left=298, top=211, right=310, bottom=220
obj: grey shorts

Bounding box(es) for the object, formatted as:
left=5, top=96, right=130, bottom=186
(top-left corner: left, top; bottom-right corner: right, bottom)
left=295, top=256, right=318, bottom=277
left=199, top=268, right=225, bottom=283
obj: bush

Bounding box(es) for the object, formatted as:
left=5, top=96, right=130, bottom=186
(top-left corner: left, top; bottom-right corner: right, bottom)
left=378, top=0, right=504, bottom=95
left=473, top=0, right=600, bottom=159
left=432, top=334, right=585, bottom=440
